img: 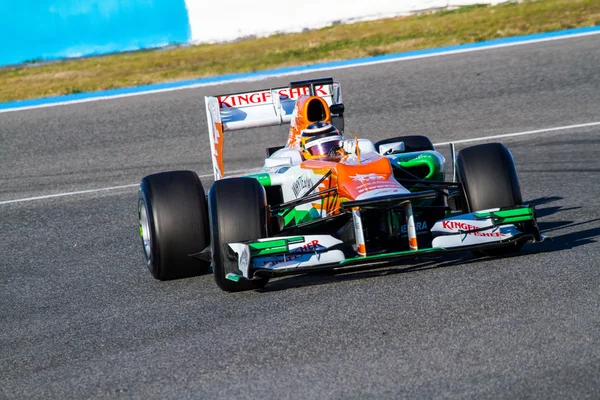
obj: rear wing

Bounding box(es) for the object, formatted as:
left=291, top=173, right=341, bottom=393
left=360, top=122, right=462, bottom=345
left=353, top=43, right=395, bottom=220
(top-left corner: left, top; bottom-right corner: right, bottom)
left=204, top=78, right=343, bottom=180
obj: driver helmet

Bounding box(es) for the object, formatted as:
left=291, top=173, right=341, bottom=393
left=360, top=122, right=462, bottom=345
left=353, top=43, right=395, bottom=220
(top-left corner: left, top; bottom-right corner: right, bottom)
left=300, top=122, right=343, bottom=161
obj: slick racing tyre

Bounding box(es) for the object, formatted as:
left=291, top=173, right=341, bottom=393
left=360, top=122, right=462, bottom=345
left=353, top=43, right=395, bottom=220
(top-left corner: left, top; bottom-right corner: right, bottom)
left=138, top=171, right=210, bottom=280
left=456, top=143, right=524, bottom=256
left=457, top=143, right=522, bottom=212
left=208, top=177, right=270, bottom=292
left=374, top=135, right=435, bottom=153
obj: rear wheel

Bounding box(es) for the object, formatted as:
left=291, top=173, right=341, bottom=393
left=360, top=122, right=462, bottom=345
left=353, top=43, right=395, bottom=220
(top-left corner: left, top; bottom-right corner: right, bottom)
left=208, top=177, right=270, bottom=292
left=374, top=135, right=434, bottom=153
left=138, top=171, right=210, bottom=280
left=456, top=143, right=523, bottom=255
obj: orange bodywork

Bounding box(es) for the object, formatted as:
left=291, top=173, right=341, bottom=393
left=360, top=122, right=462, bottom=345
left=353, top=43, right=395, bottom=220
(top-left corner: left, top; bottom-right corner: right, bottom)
left=212, top=121, right=225, bottom=179
left=300, top=154, right=403, bottom=216
left=286, top=95, right=331, bottom=148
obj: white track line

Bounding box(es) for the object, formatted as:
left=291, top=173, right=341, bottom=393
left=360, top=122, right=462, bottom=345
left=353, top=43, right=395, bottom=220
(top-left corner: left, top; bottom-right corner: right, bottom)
left=0, top=184, right=139, bottom=205
left=434, top=121, right=600, bottom=146
left=0, top=168, right=259, bottom=205
left=1, top=121, right=599, bottom=206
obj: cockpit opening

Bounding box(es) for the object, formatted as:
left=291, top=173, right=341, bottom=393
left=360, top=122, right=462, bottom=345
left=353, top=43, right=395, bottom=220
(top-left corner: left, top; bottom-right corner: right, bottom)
left=306, top=98, right=326, bottom=123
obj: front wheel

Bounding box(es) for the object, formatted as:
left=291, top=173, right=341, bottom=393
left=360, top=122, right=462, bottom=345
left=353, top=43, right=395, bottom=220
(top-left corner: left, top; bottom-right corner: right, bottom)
left=208, top=177, right=270, bottom=292
left=138, top=171, right=210, bottom=280
left=457, top=143, right=524, bottom=255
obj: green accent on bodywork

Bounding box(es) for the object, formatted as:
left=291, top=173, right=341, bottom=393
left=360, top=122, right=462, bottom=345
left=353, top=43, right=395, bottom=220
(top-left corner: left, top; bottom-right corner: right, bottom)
left=248, top=173, right=272, bottom=186
left=250, top=243, right=288, bottom=256
left=474, top=206, right=535, bottom=224
left=249, top=239, right=288, bottom=251
left=250, top=236, right=304, bottom=247
left=339, top=247, right=444, bottom=264
left=390, top=152, right=445, bottom=181
left=225, top=273, right=241, bottom=282
left=248, top=236, right=304, bottom=256
left=281, top=208, right=320, bottom=226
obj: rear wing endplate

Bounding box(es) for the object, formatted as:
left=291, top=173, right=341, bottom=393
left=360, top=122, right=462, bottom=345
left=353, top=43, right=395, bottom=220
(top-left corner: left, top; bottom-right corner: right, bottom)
left=204, top=78, right=342, bottom=180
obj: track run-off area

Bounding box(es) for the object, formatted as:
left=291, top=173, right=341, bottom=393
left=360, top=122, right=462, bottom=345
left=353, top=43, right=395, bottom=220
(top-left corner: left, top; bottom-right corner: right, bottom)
left=1, top=33, right=599, bottom=398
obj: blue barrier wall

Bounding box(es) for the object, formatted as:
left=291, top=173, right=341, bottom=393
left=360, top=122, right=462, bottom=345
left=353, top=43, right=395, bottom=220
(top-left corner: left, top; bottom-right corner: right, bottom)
left=0, top=0, right=190, bottom=66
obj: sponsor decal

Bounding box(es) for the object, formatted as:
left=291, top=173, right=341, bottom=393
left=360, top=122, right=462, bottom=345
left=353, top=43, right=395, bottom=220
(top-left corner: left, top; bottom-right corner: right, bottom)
left=292, top=174, right=314, bottom=197
left=248, top=173, right=271, bottom=186
left=400, top=221, right=428, bottom=234
left=350, top=173, right=385, bottom=181
left=350, top=174, right=400, bottom=194
left=218, top=86, right=329, bottom=108
left=359, top=188, right=402, bottom=196
left=261, top=240, right=322, bottom=268
left=292, top=239, right=321, bottom=253
left=441, top=220, right=506, bottom=237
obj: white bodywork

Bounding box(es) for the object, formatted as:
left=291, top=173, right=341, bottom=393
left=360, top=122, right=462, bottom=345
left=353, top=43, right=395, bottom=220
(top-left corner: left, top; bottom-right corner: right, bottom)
left=431, top=208, right=523, bottom=248
left=205, top=81, right=343, bottom=180
left=229, top=235, right=345, bottom=278
left=378, top=141, right=405, bottom=155
left=227, top=209, right=528, bottom=278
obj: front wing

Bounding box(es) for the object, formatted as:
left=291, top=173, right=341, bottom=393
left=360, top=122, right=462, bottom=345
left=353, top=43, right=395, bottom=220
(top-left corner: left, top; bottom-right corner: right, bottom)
left=225, top=205, right=543, bottom=282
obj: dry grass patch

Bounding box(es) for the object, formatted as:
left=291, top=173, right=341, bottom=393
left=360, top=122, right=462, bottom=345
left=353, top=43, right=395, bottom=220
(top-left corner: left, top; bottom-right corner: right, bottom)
left=1, top=0, right=600, bottom=102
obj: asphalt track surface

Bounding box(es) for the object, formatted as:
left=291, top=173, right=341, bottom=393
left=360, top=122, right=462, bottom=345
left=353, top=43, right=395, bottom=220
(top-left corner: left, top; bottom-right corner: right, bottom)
left=1, top=35, right=600, bottom=399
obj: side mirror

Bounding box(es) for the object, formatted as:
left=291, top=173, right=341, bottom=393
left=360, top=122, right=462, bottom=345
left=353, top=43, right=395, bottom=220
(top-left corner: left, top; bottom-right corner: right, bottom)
left=379, top=142, right=405, bottom=155
left=329, top=103, right=345, bottom=115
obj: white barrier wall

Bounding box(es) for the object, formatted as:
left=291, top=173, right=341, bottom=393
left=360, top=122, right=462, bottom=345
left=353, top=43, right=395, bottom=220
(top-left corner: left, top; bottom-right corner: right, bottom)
left=185, top=0, right=513, bottom=43
left=1, top=0, right=513, bottom=66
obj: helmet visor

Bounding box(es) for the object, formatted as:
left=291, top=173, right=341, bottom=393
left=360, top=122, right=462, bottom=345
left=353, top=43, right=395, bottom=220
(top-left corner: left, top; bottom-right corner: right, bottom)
left=305, top=136, right=343, bottom=157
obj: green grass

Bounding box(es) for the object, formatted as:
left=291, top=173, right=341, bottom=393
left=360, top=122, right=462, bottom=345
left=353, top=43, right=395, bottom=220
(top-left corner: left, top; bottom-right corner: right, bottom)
left=1, top=0, right=599, bottom=103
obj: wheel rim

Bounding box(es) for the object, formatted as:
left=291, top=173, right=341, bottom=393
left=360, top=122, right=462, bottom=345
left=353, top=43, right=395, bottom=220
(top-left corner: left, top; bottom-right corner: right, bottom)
left=139, top=202, right=152, bottom=263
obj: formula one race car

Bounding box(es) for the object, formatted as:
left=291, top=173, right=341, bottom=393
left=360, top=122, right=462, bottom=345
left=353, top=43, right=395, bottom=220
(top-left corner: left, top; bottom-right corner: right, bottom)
left=138, top=77, right=544, bottom=292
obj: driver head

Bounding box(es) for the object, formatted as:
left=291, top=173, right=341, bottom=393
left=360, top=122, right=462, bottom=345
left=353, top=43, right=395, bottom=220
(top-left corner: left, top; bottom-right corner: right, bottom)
left=300, top=122, right=343, bottom=161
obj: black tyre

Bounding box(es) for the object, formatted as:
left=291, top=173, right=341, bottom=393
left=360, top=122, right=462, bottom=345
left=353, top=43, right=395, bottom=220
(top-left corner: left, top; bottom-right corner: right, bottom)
left=456, top=143, right=522, bottom=212
left=208, top=177, right=269, bottom=292
left=138, top=171, right=210, bottom=280
left=456, top=143, right=523, bottom=255
left=374, top=135, right=434, bottom=153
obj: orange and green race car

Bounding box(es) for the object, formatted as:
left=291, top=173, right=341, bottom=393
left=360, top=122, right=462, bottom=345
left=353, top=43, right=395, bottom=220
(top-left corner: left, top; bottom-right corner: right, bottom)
left=138, top=77, right=544, bottom=292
